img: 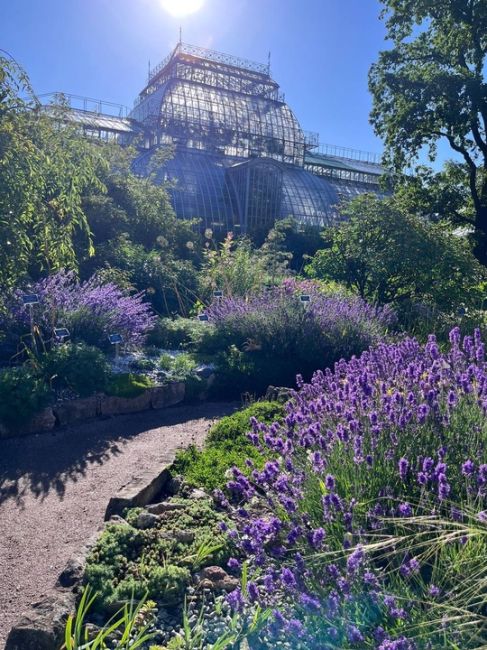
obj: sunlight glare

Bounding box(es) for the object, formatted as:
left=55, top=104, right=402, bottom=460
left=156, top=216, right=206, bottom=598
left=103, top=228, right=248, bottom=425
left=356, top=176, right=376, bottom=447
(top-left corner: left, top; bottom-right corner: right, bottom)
left=160, top=0, right=205, bottom=18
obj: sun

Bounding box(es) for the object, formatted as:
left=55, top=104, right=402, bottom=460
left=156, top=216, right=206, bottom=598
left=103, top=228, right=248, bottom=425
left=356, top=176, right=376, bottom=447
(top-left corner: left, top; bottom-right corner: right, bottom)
left=160, top=0, right=204, bottom=18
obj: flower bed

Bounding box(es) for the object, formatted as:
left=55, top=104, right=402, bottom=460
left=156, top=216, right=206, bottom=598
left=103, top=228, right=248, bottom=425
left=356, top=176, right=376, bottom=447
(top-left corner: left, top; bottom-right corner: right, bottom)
left=222, top=328, right=487, bottom=648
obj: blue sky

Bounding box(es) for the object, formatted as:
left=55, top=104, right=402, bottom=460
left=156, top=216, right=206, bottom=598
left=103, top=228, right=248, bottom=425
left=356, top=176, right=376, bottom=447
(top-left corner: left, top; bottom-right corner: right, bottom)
left=1, top=0, right=388, bottom=155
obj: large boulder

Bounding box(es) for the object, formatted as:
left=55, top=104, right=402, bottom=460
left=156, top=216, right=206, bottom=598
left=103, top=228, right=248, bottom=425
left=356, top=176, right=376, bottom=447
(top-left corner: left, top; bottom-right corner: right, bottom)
left=5, top=593, right=75, bottom=650
left=53, top=395, right=99, bottom=426
left=99, top=391, right=152, bottom=416
left=150, top=382, right=185, bottom=409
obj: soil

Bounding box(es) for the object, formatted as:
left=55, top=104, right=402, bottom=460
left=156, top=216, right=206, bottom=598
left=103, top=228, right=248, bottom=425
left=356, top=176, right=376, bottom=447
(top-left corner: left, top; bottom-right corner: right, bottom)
left=0, top=401, right=238, bottom=647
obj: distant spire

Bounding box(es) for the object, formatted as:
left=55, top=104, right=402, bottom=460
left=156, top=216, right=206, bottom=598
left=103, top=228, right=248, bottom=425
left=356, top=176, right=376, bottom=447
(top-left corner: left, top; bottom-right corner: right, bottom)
left=148, top=59, right=151, bottom=83
left=267, top=51, right=271, bottom=74
left=179, top=26, right=182, bottom=44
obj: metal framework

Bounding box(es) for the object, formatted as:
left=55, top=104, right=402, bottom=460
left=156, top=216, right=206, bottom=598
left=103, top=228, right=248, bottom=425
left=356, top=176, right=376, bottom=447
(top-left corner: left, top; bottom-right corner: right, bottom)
left=40, top=43, right=385, bottom=231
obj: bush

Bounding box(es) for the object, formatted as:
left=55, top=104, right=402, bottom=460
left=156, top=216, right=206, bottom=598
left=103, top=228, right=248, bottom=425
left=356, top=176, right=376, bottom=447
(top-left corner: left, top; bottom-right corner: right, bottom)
left=105, top=373, right=154, bottom=398
left=85, top=499, right=234, bottom=610
left=145, top=317, right=217, bottom=351
left=6, top=270, right=156, bottom=350
left=41, top=342, right=109, bottom=397
left=229, top=328, right=487, bottom=648
left=205, top=279, right=394, bottom=397
left=0, top=365, right=51, bottom=430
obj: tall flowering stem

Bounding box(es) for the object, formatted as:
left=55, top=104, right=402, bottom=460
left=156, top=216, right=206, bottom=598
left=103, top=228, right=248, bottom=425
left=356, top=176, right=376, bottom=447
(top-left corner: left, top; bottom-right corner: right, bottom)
left=227, top=328, right=487, bottom=648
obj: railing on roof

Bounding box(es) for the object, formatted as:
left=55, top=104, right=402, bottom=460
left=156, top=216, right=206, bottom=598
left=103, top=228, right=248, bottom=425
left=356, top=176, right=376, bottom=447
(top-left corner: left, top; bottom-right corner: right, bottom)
left=303, top=130, right=319, bottom=149
left=317, top=142, right=381, bottom=165
left=38, top=92, right=129, bottom=117
left=148, top=42, right=270, bottom=85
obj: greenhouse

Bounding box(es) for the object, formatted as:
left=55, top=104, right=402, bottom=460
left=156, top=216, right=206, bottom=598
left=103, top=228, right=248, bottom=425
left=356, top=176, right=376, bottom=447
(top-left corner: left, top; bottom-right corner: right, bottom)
left=129, top=42, right=384, bottom=232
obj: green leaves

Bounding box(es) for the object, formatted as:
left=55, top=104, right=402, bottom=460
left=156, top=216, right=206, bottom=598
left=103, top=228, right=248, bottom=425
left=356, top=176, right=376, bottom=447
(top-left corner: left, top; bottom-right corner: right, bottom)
left=370, top=0, right=487, bottom=263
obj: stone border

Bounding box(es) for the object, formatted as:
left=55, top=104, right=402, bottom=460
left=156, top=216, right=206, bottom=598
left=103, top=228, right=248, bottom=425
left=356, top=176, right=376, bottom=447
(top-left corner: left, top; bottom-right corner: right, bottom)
left=0, top=382, right=188, bottom=439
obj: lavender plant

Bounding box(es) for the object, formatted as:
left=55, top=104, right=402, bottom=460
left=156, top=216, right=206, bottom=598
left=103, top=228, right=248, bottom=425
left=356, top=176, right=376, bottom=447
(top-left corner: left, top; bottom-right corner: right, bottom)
left=6, top=270, right=156, bottom=349
left=223, top=327, right=487, bottom=648
left=205, top=279, right=395, bottom=395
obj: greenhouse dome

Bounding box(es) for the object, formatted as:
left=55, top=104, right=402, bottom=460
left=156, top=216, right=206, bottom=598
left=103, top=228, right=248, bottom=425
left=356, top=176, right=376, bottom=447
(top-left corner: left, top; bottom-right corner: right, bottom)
left=128, top=42, right=385, bottom=232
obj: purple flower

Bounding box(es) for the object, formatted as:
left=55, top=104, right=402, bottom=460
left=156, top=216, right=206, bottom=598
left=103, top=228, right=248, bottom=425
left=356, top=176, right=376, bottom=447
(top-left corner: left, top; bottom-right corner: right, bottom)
left=281, top=567, right=297, bottom=589
left=462, top=460, right=475, bottom=476
left=325, top=474, right=336, bottom=491
left=227, top=557, right=240, bottom=570
left=398, top=457, right=409, bottom=481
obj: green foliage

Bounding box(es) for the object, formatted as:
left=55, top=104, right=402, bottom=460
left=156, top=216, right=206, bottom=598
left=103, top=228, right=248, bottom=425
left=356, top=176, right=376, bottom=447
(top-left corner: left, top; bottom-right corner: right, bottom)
left=207, top=402, right=284, bottom=445
left=85, top=499, right=234, bottom=610
left=0, top=365, right=50, bottom=430
left=306, top=195, right=486, bottom=326
left=173, top=443, right=264, bottom=492
left=105, top=373, right=154, bottom=398
left=199, top=233, right=269, bottom=300
left=145, top=317, right=215, bottom=351
left=129, top=357, right=156, bottom=372
left=369, top=0, right=487, bottom=263
left=173, top=402, right=284, bottom=490
left=41, top=342, right=110, bottom=397
left=0, top=57, right=106, bottom=291
left=63, top=586, right=156, bottom=650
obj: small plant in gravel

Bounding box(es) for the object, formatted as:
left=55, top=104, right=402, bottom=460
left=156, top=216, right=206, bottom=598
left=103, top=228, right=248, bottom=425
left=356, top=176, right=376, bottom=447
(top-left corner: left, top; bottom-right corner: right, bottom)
left=84, top=498, right=235, bottom=611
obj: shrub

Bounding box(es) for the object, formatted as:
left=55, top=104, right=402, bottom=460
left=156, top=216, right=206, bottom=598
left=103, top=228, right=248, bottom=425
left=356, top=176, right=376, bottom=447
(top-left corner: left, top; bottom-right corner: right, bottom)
left=205, top=279, right=394, bottom=397
left=145, top=317, right=214, bottom=350
left=228, top=328, right=487, bottom=648
left=105, top=373, right=154, bottom=398
left=41, top=342, right=109, bottom=397
left=6, top=270, right=156, bottom=350
left=0, top=365, right=50, bottom=430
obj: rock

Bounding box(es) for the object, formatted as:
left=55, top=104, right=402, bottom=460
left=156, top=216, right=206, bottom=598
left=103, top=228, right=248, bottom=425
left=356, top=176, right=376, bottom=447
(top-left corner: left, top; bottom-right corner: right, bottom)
left=198, top=566, right=239, bottom=593
left=147, top=500, right=186, bottom=515
left=99, top=391, right=152, bottom=416
left=109, top=514, right=128, bottom=525
left=150, top=382, right=185, bottom=409
left=5, top=593, right=75, bottom=650
left=174, top=530, right=195, bottom=544
left=53, top=395, right=99, bottom=426
left=189, top=488, right=208, bottom=500
left=56, top=558, right=84, bottom=588
left=15, top=408, right=57, bottom=437
left=136, top=512, right=160, bottom=529
left=104, top=467, right=171, bottom=520
left=264, top=385, right=294, bottom=403
left=195, top=365, right=213, bottom=379
left=166, top=475, right=184, bottom=495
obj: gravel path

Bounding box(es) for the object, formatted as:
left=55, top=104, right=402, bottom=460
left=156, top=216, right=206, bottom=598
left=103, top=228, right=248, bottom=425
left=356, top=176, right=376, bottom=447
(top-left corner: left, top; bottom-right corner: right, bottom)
left=0, top=401, right=238, bottom=647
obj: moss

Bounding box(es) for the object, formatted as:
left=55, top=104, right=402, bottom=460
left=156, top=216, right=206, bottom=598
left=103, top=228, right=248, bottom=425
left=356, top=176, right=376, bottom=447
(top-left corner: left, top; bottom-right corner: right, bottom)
left=105, top=372, right=154, bottom=398
left=172, top=401, right=284, bottom=490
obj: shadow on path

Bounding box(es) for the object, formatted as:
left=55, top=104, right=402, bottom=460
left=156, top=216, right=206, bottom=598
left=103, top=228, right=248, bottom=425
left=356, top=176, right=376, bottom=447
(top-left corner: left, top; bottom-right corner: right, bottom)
left=0, top=401, right=237, bottom=508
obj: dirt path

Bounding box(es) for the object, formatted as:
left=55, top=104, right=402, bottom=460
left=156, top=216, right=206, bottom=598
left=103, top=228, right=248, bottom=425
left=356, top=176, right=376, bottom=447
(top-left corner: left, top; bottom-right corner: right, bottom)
left=0, top=401, right=238, bottom=647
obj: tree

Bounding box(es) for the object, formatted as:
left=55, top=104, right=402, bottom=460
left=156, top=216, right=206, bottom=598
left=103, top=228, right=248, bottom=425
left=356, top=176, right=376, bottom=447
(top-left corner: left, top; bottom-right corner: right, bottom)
left=369, top=0, right=487, bottom=263
left=306, top=195, right=486, bottom=316
left=0, top=55, right=106, bottom=291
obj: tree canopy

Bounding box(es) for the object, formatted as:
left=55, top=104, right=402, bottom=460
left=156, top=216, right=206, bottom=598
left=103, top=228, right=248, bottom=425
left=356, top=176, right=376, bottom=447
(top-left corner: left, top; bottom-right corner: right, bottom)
left=306, top=194, right=486, bottom=319
left=369, top=0, right=487, bottom=263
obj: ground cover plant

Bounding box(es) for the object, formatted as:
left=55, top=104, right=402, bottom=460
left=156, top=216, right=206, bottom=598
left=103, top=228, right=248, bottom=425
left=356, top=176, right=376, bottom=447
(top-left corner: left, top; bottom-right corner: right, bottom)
left=84, top=498, right=235, bottom=611
left=204, top=278, right=396, bottom=397
left=173, top=402, right=284, bottom=491
left=222, top=328, right=487, bottom=648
